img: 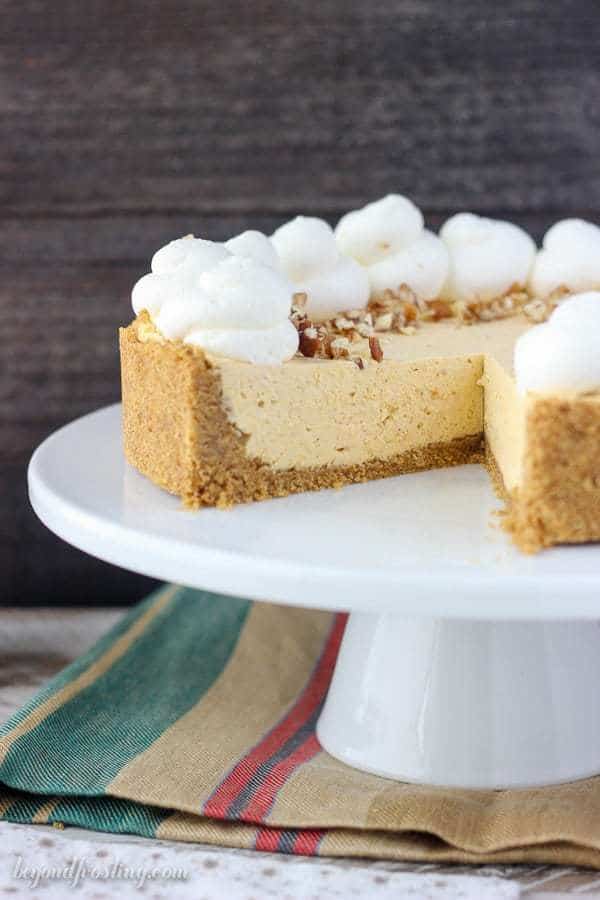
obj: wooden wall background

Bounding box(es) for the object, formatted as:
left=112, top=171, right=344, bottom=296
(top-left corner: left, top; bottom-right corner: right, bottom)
left=3, top=0, right=600, bottom=605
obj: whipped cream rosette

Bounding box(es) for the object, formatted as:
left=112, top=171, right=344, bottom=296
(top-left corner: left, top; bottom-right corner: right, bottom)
left=334, top=194, right=448, bottom=301
left=271, top=216, right=370, bottom=320
left=440, top=212, right=536, bottom=303
left=529, top=219, right=600, bottom=298
left=132, top=233, right=298, bottom=365
left=515, top=291, right=600, bottom=394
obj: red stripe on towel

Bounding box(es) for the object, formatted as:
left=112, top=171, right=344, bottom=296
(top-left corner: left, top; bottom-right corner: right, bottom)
left=241, top=732, right=321, bottom=821
left=204, top=613, right=346, bottom=820
left=293, top=829, right=325, bottom=856
left=254, top=827, right=282, bottom=852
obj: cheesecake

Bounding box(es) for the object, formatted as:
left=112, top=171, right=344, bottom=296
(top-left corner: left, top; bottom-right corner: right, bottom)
left=120, top=197, right=600, bottom=553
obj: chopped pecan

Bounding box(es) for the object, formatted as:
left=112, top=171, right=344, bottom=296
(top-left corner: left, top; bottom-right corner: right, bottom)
left=374, top=313, right=393, bottom=332
left=523, top=298, right=553, bottom=323
left=427, top=299, right=453, bottom=321
left=333, top=316, right=355, bottom=331
left=298, top=326, right=320, bottom=357
left=329, top=337, right=351, bottom=359
left=369, top=335, right=384, bottom=362
left=403, top=302, right=418, bottom=322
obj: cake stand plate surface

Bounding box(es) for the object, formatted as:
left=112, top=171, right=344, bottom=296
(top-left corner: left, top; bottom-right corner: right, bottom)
left=28, top=405, right=600, bottom=788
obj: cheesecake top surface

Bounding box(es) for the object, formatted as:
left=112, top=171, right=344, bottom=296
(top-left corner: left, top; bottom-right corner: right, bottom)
left=211, top=315, right=530, bottom=375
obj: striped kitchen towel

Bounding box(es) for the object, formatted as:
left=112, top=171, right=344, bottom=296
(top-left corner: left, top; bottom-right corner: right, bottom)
left=2, top=585, right=600, bottom=867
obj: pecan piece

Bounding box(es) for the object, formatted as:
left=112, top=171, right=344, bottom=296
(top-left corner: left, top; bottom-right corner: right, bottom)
left=329, top=337, right=351, bottom=359
left=369, top=335, right=384, bottom=362
left=427, top=299, right=453, bottom=321
left=298, top=326, right=320, bottom=358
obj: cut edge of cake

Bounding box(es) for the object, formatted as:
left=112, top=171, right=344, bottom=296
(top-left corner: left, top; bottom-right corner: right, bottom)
left=119, top=315, right=483, bottom=509
left=500, top=394, right=600, bottom=552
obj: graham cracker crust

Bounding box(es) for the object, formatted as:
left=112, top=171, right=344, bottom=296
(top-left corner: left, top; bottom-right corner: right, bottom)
left=500, top=395, right=600, bottom=553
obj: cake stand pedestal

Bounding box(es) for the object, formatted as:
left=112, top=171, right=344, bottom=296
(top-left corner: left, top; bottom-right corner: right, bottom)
left=317, top=614, right=600, bottom=788
left=28, top=405, right=600, bottom=789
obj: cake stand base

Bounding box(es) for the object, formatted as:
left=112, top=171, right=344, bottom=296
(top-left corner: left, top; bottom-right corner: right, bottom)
left=317, top=612, right=600, bottom=789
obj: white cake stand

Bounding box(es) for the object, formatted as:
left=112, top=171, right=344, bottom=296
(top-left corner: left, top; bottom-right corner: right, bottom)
left=28, top=404, right=600, bottom=790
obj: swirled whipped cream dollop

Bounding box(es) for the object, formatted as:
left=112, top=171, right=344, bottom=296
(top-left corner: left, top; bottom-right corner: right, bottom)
left=131, top=232, right=299, bottom=364
left=529, top=219, right=600, bottom=298
left=514, top=292, right=600, bottom=394
left=440, top=213, right=536, bottom=303
left=270, top=217, right=370, bottom=320
left=334, top=194, right=448, bottom=300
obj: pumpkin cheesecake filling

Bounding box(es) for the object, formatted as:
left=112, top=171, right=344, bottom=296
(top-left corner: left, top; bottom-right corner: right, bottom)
left=215, top=335, right=484, bottom=472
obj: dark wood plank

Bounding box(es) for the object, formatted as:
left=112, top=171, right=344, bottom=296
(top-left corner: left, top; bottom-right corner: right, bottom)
left=2, top=0, right=599, bottom=217
left=0, top=210, right=579, bottom=268
left=2, top=260, right=160, bottom=605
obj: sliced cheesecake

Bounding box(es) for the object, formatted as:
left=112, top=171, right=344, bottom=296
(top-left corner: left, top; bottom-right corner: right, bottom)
left=120, top=312, right=600, bottom=553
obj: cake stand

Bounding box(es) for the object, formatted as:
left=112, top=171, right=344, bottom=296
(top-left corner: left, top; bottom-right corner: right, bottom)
left=28, top=404, right=600, bottom=790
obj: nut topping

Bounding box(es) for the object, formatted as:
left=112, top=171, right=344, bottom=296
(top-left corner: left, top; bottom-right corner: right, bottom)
left=329, top=337, right=352, bottom=359
left=369, top=336, right=384, bottom=362
left=290, top=279, right=569, bottom=366
left=298, top=326, right=320, bottom=357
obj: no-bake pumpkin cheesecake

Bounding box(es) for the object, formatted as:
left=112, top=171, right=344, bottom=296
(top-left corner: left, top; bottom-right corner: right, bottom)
left=120, top=196, right=600, bottom=553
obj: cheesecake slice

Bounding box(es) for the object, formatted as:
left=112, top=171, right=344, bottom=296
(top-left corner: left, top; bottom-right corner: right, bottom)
left=120, top=311, right=600, bottom=553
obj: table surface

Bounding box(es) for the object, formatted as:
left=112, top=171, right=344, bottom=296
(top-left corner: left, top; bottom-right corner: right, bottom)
left=1, top=608, right=600, bottom=898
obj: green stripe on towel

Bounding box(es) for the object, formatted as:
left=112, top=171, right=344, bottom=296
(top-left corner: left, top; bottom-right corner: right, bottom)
left=2, top=792, right=53, bottom=823
left=0, top=588, right=250, bottom=795
left=48, top=795, right=168, bottom=838
left=0, top=586, right=173, bottom=739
